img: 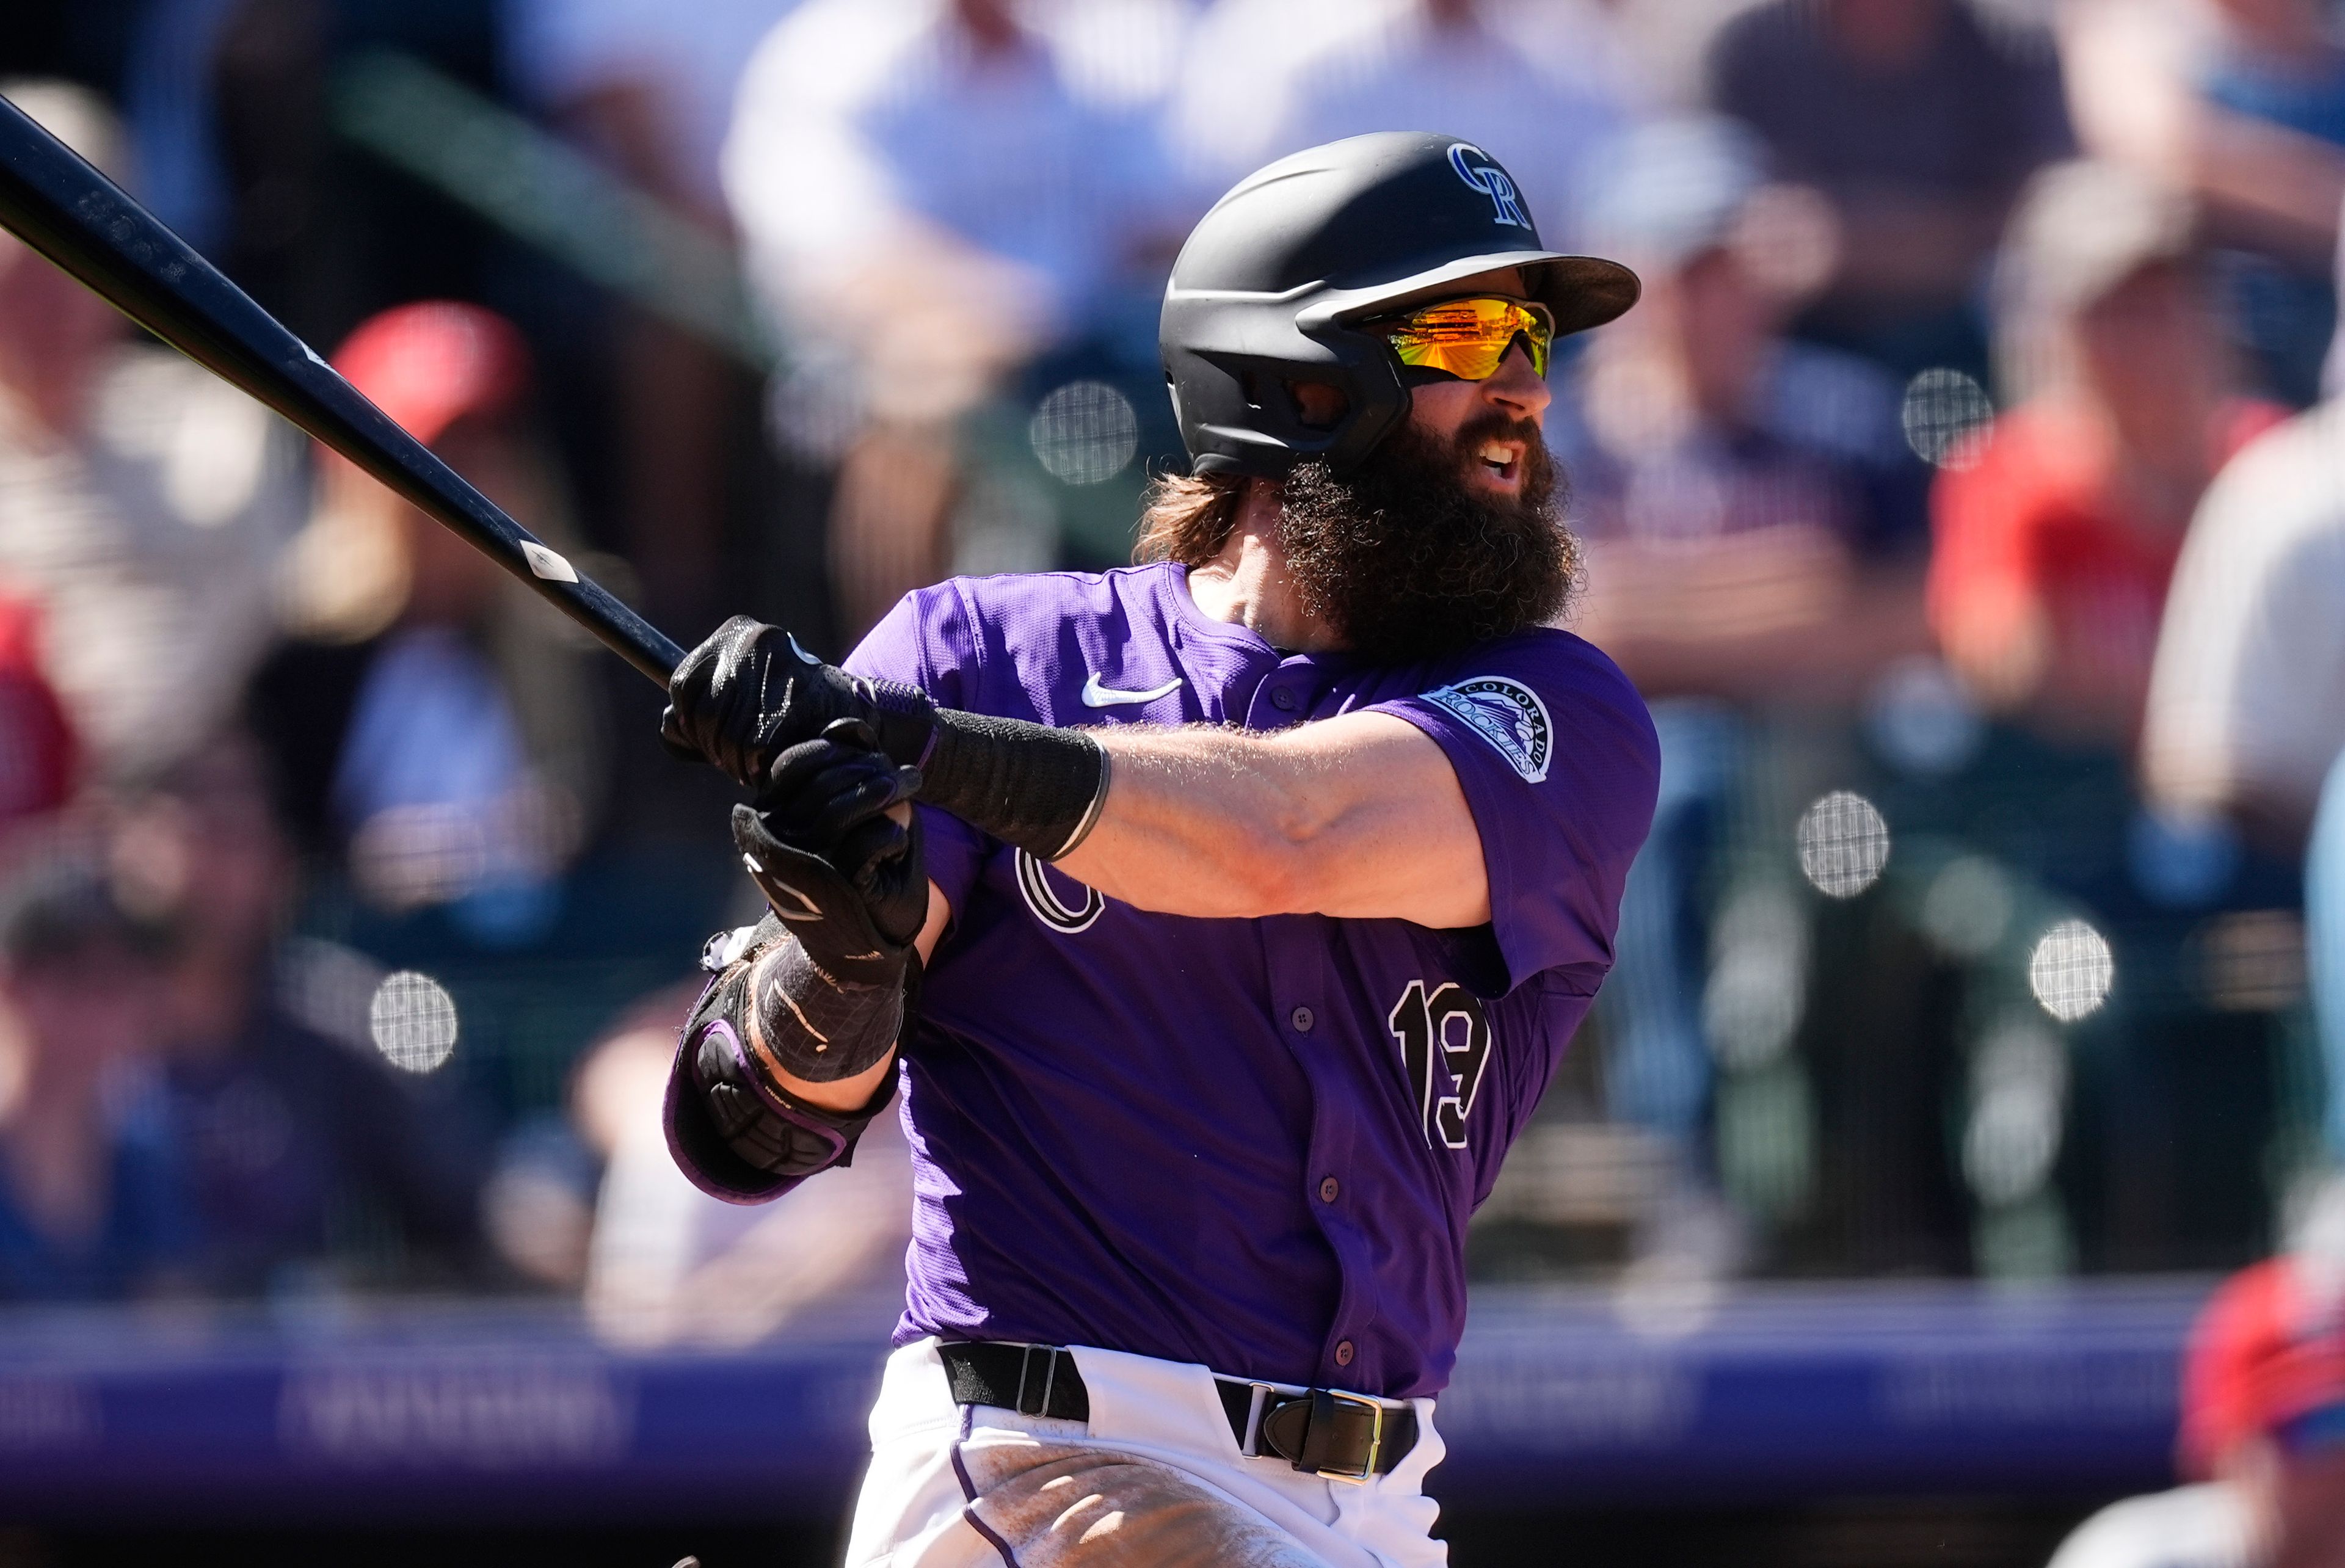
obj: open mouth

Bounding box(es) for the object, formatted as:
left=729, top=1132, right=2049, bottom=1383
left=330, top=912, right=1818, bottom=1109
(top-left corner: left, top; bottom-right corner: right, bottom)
left=1475, top=440, right=1524, bottom=486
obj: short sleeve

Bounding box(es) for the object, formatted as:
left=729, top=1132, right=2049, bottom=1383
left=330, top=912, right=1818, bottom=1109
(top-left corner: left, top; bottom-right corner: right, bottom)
left=1371, top=632, right=1658, bottom=992
left=843, top=587, right=990, bottom=920
left=2144, top=412, right=2345, bottom=817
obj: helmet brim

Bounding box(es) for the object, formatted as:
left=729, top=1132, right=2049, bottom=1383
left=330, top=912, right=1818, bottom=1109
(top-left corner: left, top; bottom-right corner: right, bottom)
left=1316, top=249, right=1642, bottom=339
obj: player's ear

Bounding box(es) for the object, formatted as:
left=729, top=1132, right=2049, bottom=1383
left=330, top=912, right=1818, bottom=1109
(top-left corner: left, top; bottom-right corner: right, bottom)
left=1284, top=380, right=1349, bottom=431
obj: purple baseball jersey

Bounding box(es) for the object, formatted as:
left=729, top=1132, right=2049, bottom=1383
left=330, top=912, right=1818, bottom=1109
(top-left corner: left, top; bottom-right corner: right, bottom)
left=843, top=561, right=1657, bottom=1399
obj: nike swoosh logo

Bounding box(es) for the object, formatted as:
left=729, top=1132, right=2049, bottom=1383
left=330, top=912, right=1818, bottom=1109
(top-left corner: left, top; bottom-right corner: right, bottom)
left=1081, top=672, right=1184, bottom=708
left=744, top=854, right=823, bottom=921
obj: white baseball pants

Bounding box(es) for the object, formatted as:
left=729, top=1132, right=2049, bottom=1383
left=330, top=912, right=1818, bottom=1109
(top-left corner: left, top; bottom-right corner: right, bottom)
left=843, top=1337, right=1449, bottom=1567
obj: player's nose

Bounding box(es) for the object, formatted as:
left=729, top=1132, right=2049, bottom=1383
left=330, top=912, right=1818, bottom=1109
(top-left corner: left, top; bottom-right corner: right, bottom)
left=1481, top=343, right=1551, bottom=425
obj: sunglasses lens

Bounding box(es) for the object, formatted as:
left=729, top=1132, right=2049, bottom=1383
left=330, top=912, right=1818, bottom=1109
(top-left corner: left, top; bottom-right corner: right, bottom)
left=1384, top=299, right=1552, bottom=380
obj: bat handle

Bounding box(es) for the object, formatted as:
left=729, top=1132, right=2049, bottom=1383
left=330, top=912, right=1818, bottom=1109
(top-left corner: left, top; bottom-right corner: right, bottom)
left=602, top=597, right=687, bottom=688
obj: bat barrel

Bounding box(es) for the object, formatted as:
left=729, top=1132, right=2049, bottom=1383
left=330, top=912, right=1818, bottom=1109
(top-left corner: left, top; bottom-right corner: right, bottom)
left=0, top=90, right=685, bottom=688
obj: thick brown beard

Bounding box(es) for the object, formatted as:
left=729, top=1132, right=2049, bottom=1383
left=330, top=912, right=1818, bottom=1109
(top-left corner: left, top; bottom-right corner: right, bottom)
left=1274, top=411, right=1579, bottom=662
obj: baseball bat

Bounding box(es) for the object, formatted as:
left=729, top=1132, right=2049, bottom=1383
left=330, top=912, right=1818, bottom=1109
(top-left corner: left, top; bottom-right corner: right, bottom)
left=0, top=89, right=685, bottom=688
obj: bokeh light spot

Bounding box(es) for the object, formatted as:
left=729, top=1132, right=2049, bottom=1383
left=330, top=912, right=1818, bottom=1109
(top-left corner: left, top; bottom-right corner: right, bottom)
left=1797, top=791, right=1890, bottom=898
left=1029, top=380, right=1139, bottom=485
left=1704, top=884, right=1809, bottom=1070
left=369, top=970, right=459, bottom=1073
left=2029, top=920, right=2115, bottom=1023
left=1900, top=368, right=1993, bottom=470
left=1963, top=1022, right=2067, bottom=1207
left=1864, top=655, right=1983, bottom=777
left=1920, top=857, right=2013, bottom=960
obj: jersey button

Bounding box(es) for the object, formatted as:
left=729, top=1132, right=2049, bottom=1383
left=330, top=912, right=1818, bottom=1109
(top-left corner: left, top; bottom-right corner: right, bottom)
left=1270, top=687, right=1298, bottom=711
left=1319, top=1175, right=1339, bottom=1203
left=1290, top=1006, right=1315, bottom=1033
left=1334, top=1340, right=1355, bottom=1369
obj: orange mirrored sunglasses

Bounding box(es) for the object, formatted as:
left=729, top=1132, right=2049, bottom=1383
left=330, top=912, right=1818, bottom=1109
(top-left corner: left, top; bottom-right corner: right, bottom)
left=1372, top=297, right=1555, bottom=381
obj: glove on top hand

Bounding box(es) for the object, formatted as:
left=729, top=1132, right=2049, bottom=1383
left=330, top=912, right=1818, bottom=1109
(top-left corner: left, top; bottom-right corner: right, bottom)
left=663, top=616, right=1113, bottom=863
left=663, top=616, right=937, bottom=790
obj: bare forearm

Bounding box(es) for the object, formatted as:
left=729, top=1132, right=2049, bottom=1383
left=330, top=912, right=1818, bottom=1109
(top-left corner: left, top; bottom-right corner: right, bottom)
left=2191, top=116, right=2345, bottom=261
left=1057, top=727, right=1326, bottom=917
left=1594, top=564, right=1930, bottom=703
left=1055, top=715, right=1491, bottom=926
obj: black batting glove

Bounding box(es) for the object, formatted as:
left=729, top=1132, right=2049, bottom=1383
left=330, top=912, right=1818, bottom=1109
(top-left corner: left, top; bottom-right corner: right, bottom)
left=730, top=724, right=928, bottom=983
left=757, top=723, right=929, bottom=948
left=663, top=617, right=938, bottom=789
left=666, top=615, right=1111, bottom=862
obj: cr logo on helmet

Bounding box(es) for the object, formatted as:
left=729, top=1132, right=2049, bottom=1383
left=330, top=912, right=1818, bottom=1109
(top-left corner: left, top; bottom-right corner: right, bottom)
left=1448, top=143, right=1531, bottom=230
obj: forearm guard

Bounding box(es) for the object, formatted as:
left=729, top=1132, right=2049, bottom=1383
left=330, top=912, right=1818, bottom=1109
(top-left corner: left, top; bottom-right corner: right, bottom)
left=662, top=917, right=919, bottom=1205
left=742, top=938, right=906, bottom=1081
left=924, top=709, right=1111, bottom=862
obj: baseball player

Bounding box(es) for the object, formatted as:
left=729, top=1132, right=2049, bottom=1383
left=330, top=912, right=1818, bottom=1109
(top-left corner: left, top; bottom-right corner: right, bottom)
left=658, top=132, right=1659, bottom=1566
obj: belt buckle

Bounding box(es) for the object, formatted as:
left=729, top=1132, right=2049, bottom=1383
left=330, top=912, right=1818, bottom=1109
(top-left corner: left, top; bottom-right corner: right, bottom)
left=1320, top=1390, right=1384, bottom=1485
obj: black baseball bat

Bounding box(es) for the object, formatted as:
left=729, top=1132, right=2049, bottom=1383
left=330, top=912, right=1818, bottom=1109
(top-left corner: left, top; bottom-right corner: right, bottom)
left=0, top=90, right=685, bottom=688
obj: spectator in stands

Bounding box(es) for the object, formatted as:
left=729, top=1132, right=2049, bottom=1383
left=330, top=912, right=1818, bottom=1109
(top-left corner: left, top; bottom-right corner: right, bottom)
left=575, top=976, right=909, bottom=1347
left=247, top=301, right=603, bottom=945
left=0, top=852, right=192, bottom=1301
left=0, top=79, right=304, bottom=784
left=2142, top=400, right=2345, bottom=852
left=1930, top=161, right=2285, bottom=749
left=1598, top=0, right=1770, bottom=111
left=1560, top=117, right=1932, bottom=705
left=1169, top=0, right=1635, bottom=245
left=723, top=0, right=1187, bottom=637
left=2049, top=1187, right=2345, bottom=1567
left=503, top=0, right=801, bottom=633
left=1704, top=0, right=2070, bottom=379
left=507, top=0, right=801, bottom=221
left=2311, top=755, right=2345, bottom=1167
left=0, top=592, right=77, bottom=849
left=196, top=0, right=514, bottom=347
left=2062, top=0, right=2345, bottom=405
left=1549, top=117, right=1930, bottom=1266
left=115, top=733, right=492, bottom=1296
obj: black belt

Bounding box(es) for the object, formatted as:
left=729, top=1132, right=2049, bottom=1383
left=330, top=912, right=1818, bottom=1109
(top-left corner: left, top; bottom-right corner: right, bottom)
left=936, top=1340, right=1417, bottom=1483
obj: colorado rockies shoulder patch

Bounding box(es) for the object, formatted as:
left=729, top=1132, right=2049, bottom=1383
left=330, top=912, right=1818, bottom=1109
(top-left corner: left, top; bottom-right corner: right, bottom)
left=1422, top=676, right=1552, bottom=783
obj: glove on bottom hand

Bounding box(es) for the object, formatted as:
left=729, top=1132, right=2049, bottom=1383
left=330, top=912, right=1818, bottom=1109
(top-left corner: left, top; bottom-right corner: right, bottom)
left=664, top=727, right=933, bottom=1204
left=732, top=724, right=929, bottom=981
left=729, top=723, right=927, bottom=1083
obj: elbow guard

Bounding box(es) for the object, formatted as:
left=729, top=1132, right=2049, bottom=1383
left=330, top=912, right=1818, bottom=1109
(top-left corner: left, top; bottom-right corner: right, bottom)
left=662, top=916, right=919, bottom=1204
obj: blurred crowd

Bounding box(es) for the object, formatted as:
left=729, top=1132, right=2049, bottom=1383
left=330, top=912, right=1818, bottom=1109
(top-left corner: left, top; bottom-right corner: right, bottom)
left=1, top=0, right=2344, bottom=1362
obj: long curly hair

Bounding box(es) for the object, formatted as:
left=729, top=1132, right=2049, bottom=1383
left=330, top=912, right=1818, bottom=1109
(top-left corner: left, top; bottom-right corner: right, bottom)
left=1133, top=471, right=1249, bottom=567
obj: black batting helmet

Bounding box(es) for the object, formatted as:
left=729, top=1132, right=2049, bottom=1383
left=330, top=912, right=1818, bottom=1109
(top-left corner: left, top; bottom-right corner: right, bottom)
left=1161, top=131, right=1640, bottom=481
